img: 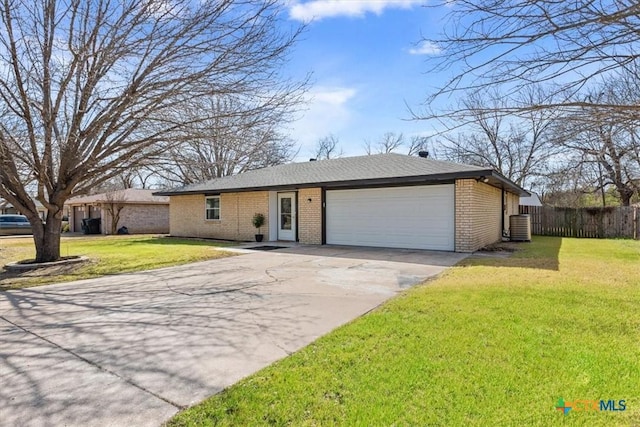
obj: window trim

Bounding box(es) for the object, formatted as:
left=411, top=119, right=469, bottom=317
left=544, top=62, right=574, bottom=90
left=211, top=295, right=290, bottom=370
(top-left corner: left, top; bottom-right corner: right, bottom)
left=205, top=196, right=221, bottom=221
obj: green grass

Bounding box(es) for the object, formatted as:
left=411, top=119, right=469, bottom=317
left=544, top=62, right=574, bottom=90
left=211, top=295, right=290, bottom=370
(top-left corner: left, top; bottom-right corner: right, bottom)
left=168, top=237, right=640, bottom=426
left=0, top=235, right=232, bottom=290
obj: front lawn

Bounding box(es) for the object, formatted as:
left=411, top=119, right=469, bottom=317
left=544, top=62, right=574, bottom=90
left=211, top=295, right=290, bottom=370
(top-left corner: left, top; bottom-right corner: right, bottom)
left=0, top=235, right=232, bottom=290
left=168, top=237, right=640, bottom=426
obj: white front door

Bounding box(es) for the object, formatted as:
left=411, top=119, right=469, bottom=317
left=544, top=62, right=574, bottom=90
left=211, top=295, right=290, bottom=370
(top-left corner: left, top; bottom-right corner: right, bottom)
left=277, top=192, right=296, bottom=241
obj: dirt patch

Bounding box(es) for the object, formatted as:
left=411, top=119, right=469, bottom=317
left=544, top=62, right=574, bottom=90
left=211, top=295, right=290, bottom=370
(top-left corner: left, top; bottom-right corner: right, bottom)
left=0, top=259, right=95, bottom=291
left=479, top=241, right=527, bottom=253
left=466, top=241, right=529, bottom=260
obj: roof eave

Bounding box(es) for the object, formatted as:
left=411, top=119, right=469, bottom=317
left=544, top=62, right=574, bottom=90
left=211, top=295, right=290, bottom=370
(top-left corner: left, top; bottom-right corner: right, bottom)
left=154, top=169, right=527, bottom=196
left=487, top=171, right=530, bottom=196
left=66, top=200, right=169, bottom=205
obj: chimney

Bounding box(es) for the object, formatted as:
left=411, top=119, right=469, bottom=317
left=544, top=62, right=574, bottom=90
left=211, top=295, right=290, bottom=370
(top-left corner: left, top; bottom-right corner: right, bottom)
left=418, top=151, right=429, bottom=158
left=309, top=158, right=317, bottom=161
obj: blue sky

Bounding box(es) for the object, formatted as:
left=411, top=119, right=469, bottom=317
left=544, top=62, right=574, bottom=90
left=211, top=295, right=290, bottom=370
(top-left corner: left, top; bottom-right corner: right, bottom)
left=281, top=1, right=450, bottom=159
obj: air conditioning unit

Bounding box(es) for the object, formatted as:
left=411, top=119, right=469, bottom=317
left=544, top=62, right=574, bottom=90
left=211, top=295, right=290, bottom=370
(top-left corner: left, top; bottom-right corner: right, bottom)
left=510, top=214, right=531, bottom=241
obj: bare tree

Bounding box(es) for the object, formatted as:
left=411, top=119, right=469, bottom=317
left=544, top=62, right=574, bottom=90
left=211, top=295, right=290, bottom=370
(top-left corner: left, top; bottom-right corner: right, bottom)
left=538, top=162, right=597, bottom=208
left=103, top=190, right=126, bottom=235
left=151, top=94, right=301, bottom=185
left=0, top=0, right=303, bottom=261
left=313, top=134, right=343, bottom=160
left=532, top=71, right=640, bottom=207
left=363, top=132, right=436, bottom=157
left=378, top=132, right=404, bottom=153
left=539, top=153, right=637, bottom=208
left=416, top=1, right=640, bottom=118
left=553, top=100, right=640, bottom=205
left=407, top=136, right=431, bottom=157
left=92, top=163, right=157, bottom=192
left=433, top=88, right=558, bottom=187
left=117, top=167, right=155, bottom=190
left=364, top=132, right=405, bottom=155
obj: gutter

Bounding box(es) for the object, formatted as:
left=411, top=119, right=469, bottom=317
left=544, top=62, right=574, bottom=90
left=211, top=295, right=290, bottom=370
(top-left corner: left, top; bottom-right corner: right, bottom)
left=154, top=169, right=528, bottom=197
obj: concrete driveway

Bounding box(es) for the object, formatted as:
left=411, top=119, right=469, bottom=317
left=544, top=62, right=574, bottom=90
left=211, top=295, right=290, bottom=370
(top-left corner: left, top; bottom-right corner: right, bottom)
left=0, top=245, right=466, bottom=426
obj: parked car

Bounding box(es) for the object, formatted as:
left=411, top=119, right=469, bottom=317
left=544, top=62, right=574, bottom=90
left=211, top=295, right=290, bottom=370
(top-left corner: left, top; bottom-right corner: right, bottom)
left=0, top=214, right=33, bottom=235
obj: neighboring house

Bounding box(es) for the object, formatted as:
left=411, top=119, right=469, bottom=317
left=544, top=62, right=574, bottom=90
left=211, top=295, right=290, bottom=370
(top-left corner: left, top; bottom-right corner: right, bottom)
left=0, top=199, right=48, bottom=220
left=156, top=153, right=528, bottom=252
left=520, top=192, right=543, bottom=207
left=66, top=189, right=169, bottom=234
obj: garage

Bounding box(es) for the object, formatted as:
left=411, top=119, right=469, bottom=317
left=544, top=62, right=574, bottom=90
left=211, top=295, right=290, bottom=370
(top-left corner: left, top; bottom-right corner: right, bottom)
left=325, top=184, right=455, bottom=251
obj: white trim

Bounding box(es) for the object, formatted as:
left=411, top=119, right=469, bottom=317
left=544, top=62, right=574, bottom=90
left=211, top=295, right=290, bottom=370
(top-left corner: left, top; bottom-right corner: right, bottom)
left=204, top=196, right=221, bottom=221
left=277, top=192, right=296, bottom=241
left=268, top=191, right=278, bottom=241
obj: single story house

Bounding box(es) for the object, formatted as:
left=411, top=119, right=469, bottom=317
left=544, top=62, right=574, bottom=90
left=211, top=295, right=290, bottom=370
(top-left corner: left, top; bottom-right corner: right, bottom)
left=156, top=153, right=528, bottom=252
left=66, top=189, right=169, bottom=234
left=0, top=199, right=48, bottom=220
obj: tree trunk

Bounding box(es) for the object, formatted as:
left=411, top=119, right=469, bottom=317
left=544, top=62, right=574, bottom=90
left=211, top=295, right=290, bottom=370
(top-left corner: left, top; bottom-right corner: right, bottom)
left=111, top=209, right=121, bottom=235
left=618, top=187, right=633, bottom=206
left=33, top=211, right=63, bottom=263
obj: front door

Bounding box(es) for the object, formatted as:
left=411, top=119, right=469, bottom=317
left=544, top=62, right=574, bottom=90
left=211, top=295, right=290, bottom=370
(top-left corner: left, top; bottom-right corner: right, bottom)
left=277, top=192, right=296, bottom=241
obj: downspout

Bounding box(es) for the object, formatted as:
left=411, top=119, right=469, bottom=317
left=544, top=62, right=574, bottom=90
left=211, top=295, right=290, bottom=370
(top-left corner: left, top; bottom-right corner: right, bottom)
left=236, top=193, right=240, bottom=239
left=501, top=187, right=506, bottom=238
left=321, top=188, right=326, bottom=245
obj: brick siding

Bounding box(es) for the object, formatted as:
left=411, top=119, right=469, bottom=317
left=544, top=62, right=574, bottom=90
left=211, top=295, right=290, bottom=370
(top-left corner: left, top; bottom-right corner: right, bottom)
left=455, top=179, right=504, bottom=252
left=170, top=183, right=518, bottom=251
left=504, top=191, right=520, bottom=233
left=297, top=188, right=322, bottom=244
left=103, top=204, right=169, bottom=234
left=68, top=203, right=169, bottom=234
left=169, top=192, right=269, bottom=241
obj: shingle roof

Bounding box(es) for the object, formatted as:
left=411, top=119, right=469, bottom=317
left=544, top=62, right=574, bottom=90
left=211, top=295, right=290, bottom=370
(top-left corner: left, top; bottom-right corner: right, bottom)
left=67, top=189, right=169, bottom=205
left=519, top=192, right=542, bottom=206
left=155, top=153, right=527, bottom=195
left=0, top=198, right=46, bottom=210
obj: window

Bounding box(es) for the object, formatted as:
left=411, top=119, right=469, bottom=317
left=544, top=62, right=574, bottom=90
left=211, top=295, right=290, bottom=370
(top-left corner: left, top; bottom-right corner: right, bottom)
left=205, top=196, right=220, bottom=220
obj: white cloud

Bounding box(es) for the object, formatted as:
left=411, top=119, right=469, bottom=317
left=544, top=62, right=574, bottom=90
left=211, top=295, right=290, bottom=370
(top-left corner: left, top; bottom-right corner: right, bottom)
left=289, top=0, right=422, bottom=22
left=312, top=87, right=356, bottom=104
left=287, top=86, right=357, bottom=156
left=408, top=41, right=442, bottom=55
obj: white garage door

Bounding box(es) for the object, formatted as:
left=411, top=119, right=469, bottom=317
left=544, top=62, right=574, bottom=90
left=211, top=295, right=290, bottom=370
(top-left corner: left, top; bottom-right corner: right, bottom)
left=326, top=185, right=455, bottom=251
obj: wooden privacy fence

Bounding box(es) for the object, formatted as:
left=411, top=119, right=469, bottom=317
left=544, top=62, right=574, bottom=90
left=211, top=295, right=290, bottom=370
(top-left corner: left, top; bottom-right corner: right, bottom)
left=519, top=206, right=640, bottom=239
